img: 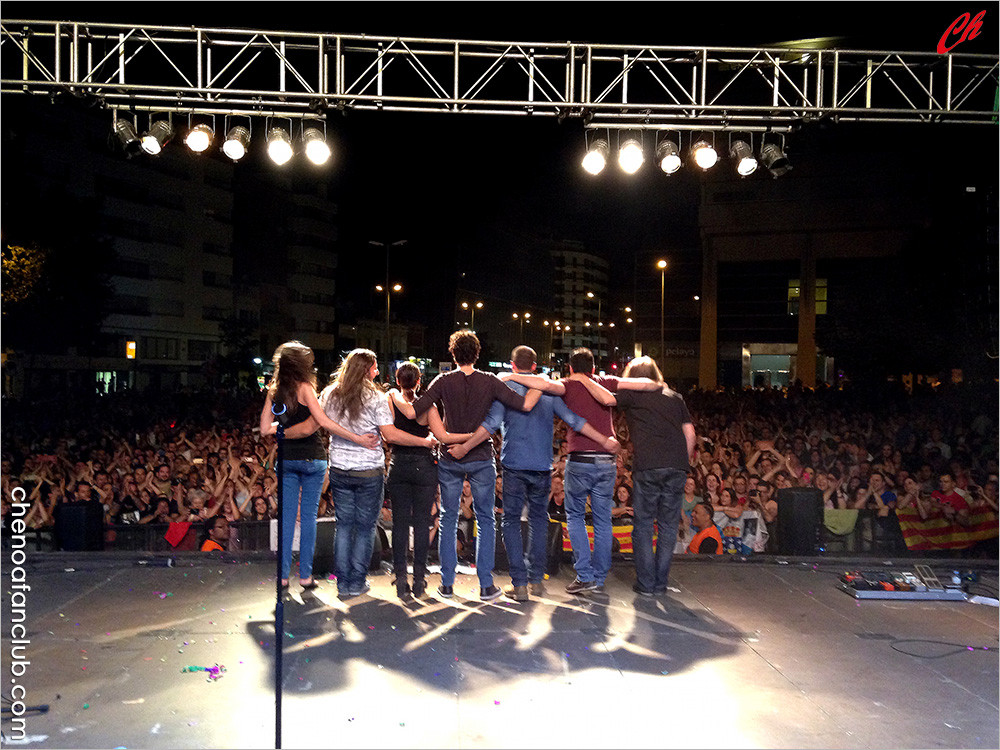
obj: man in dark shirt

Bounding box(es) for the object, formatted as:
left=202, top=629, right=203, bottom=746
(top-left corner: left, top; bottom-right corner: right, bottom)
left=411, top=330, right=537, bottom=601
left=611, top=356, right=696, bottom=594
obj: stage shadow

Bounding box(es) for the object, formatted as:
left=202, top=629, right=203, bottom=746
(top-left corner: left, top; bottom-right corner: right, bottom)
left=245, top=578, right=743, bottom=697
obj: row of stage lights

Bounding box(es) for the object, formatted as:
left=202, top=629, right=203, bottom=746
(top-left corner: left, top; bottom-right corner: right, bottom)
left=583, top=132, right=792, bottom=178
left=112, top=115, right=333, bottom=165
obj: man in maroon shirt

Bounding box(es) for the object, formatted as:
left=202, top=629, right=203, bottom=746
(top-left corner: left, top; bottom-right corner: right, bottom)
left=543, top=348, right=658, bottom=594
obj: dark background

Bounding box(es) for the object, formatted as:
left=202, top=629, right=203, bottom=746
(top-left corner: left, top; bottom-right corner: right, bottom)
left=2, top=2, right=997, bottom=378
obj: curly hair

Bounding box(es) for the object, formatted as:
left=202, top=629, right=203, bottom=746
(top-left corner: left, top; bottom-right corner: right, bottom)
left=449, top=330, right=481, bottom=366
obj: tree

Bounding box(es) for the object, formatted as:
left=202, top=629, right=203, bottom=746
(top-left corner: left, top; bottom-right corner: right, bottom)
left=1, top=187, right=115, bottom=354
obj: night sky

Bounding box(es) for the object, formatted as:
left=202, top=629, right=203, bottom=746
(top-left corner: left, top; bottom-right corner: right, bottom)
left=3, top=2, right=997, bottom=366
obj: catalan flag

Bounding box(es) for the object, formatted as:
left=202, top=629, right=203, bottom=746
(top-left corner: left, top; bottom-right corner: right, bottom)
left=896, top=506, right=998, bottom=551
left=560, top=522, right=643, bottom=555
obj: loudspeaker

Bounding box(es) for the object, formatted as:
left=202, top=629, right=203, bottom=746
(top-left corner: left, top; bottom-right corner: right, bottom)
left=776, top=487, right=823, bottom=555
left=54, top=502, right=104, bottom=551
left=312, top=519, right=336, bottom=577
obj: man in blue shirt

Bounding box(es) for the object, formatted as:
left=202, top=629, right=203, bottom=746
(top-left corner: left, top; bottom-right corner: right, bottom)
left=448, top=346, right=618, bottom=601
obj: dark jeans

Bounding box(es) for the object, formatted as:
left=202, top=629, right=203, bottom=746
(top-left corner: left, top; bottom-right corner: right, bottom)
left=328, top=469, right=384, bottom=592
left=501, top=467, right=551, bottom=587
left=631, top=467, right=687, bottom=591
left=386, top=452, right=437, bottom=582
left=437, top=456, right=497, bottom=588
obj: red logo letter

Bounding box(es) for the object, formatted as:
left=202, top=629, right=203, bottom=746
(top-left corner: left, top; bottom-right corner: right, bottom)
left=937, top=10, right=987, bottom=54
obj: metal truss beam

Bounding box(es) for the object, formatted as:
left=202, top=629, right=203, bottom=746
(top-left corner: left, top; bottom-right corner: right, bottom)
left=2, top=20, right=997, bottom=131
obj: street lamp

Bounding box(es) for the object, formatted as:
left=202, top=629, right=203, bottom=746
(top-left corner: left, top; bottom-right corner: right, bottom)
left=370, top=239, right=408, bottom=377
left=657, top=259, right=668, bottom=366
left=623, top=306, right=634, bottom=358
left=461, top=300, right=483, bottom=329
left=375, top=282, right=403, bottom=375
left=512, top=311, right=531, bottom=341
left=587, top=291, right=602, bottom=365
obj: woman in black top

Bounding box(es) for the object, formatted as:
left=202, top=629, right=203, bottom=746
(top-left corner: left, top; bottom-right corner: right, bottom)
left=385, top=362, right=464, bottom=599
left=259, top=341, right=378, bottom=590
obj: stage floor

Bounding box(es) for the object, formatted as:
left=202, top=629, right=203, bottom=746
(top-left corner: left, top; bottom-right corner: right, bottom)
left=3, top=552, right=998, bottom=749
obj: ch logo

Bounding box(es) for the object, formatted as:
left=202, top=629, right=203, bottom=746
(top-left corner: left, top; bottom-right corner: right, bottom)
left=937, top=10, right=987, bottom=53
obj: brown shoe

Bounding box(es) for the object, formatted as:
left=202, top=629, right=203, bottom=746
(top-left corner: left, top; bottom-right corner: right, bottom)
left=505, top=585, right=529, bottom=602
left=528, top=581, right=546, bottom=597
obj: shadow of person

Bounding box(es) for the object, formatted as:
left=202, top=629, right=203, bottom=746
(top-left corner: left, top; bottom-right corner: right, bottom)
left=246, top=578, right=743, bottom=702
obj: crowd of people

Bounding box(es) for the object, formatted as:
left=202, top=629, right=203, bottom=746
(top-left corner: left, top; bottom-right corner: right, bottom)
left=3, top=337, right=998, bottom=588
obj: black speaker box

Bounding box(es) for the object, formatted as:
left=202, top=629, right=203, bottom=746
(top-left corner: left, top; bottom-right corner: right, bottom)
left=776, top=487, right=823, bottom=555
left=54, top=501, right=105, bottom=551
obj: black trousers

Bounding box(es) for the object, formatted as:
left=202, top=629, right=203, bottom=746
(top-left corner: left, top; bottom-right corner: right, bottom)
left=386, top=452, right=438, bottom=581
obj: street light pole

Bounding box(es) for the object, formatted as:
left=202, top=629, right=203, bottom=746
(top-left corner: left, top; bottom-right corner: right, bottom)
left=587, top=291, right=602, bottom=367
left=657, top=259, right=667, bottom=368
left=369, top=239, right=408, bottom=378
left=461, top=301, right=483, bottom=330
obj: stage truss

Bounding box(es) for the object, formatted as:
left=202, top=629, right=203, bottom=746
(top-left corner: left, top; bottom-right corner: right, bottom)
left=1, top=20, right=998, bottom=133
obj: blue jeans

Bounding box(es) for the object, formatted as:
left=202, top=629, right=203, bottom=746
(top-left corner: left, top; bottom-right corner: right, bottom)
left=501, top=467, right=551, bottom=587
left=279, top=458, right=327, bottom=580
left=564, top=458, right=616, bottom=584
left=328, top=469, right=384, bottom=592
left=437, top=457, right=497, bottom=588
left=631, top=467, right=687, bottom=591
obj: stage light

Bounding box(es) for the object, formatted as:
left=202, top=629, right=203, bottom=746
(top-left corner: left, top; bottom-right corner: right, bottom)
left=185, top=123, right=214, bottom=153
left=618, top=138, right=644, bottom=174
left=691, top=139, right=718, bottom=170
left=222, top=126, right=250, bottom=161
left=303, top=127, right=331, bottom=165
left=267, top=127, right=293, bottom=165
left=655, top=138, right=681, bottom=174
left=140, top=120, right=173, bottom=155
left=582, top=138, right=609, bottom=175
left=761, top=142, right=792, bottom=177
left=114, top=119, right=140, bottom=153
left=730, top=140, right=758, bottom=176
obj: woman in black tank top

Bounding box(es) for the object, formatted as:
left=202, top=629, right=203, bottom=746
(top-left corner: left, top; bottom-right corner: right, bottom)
left=259, top=341, right=379, bottom=590
left=383, top=363, right=438, bottom=598
left=384, top=362, right=475, bottom=598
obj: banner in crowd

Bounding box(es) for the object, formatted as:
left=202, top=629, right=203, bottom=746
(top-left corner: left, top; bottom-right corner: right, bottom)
left=896, top=506, right=999, bottom=550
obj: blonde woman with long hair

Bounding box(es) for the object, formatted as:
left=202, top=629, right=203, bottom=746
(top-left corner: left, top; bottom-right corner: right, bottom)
left=259, top=341, right=378, bottom=591
left=320, top=349, right=437, bottom=598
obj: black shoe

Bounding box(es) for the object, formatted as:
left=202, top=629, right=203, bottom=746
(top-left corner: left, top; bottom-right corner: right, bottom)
left=565, top=578, right=598, bottom=594
left=412, top=579, right=427, bottom=598
left=437, top=584, right=454, bottom=598
left=396, top=580, right=412, bottom=599
left=480, top=585, right=503, bottom=601
left=632, top=583, right=655, bottom=597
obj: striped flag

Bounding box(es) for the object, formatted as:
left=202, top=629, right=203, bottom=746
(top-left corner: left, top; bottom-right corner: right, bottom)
left=896, top=506, right=998, bottom=551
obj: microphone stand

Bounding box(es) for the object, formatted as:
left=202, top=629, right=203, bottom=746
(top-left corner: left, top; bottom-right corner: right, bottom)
left=271, top=403, right=286, bottom=750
